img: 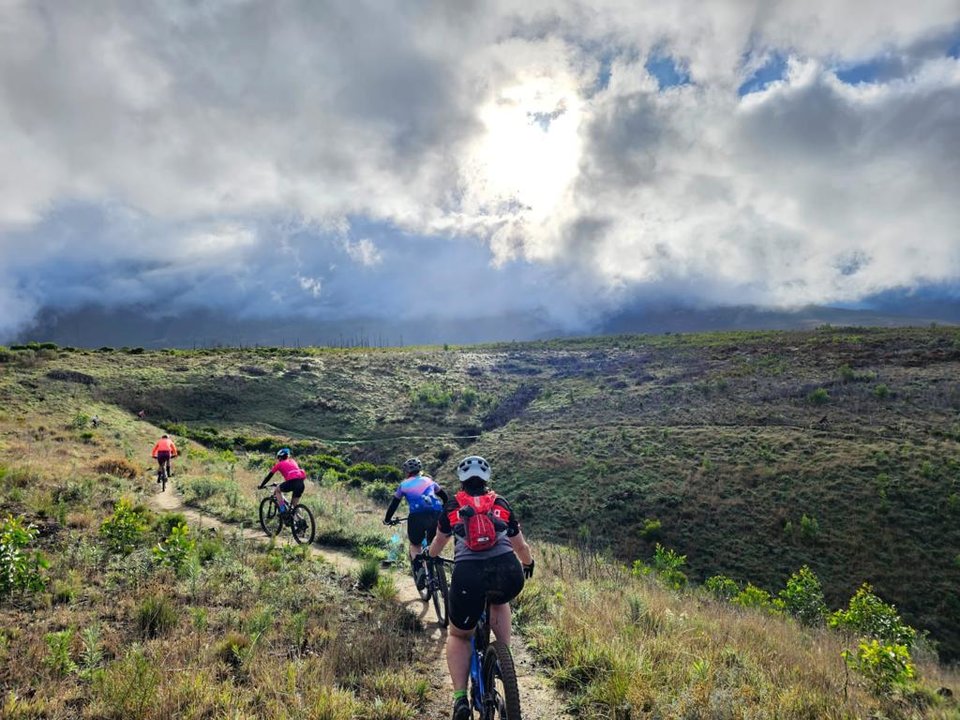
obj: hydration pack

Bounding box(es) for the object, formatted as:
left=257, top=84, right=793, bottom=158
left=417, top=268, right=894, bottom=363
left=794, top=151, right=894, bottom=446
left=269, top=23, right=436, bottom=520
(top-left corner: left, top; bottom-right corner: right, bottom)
left=452, top=490, right=505, bottom=552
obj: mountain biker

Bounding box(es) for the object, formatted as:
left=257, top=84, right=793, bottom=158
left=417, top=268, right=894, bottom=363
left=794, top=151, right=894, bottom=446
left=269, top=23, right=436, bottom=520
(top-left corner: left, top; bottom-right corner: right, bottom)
left=383, top=457, right=449, bottom=588
left=426, top=455, right=534, bottom=720
left=258, top=448, right=307, bottom=516
left=151, top=434, right=178, bottom=481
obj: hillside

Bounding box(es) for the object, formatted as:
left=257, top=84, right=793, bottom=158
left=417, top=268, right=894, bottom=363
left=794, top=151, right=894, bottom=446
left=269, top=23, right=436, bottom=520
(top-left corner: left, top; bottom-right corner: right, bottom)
left=2, top=329, right=960, bottom=719
left=2, top=325, right=960, bottom=669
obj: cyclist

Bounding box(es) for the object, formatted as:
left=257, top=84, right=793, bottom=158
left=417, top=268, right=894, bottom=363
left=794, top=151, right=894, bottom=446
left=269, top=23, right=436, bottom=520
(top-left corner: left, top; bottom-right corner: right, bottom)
left=258, top=448, right=307, bottom=517
left=383, top=457, right=449, bottom=588
left=426, top=455, right=534, bottom=720
left=151, top=434, right=178, bottom=482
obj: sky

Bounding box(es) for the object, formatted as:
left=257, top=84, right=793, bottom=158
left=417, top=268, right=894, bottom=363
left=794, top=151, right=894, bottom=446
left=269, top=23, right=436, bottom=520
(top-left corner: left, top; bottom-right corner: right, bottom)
left=1, top=0, right=959, bottom=344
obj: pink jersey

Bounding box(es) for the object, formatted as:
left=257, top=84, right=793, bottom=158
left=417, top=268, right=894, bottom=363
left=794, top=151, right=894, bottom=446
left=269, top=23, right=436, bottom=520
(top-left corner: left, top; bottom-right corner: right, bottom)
left=270, top=459, right=306, bottom=481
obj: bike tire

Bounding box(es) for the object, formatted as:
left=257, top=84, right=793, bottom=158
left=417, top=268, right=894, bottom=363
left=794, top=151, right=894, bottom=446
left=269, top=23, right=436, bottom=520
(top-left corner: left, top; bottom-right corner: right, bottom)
left=431, top=558, right=449, bottom=627
left=259, top=496, right=282, bottom=537
left=160, top=469, right=167, bottom=493
left=291, top=504, right=315, bottom=545
left=481, top=641, right=522, bottom=720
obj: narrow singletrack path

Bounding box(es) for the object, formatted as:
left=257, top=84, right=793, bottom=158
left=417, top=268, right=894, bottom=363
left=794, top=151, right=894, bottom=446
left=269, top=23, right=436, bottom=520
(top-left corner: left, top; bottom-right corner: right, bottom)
left=149, top=481, right=571, bottom=719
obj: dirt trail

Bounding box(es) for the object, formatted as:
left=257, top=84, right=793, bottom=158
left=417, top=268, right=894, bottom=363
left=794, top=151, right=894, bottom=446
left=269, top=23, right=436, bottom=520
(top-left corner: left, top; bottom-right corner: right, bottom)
left=149, top=482, right=570, bottom=720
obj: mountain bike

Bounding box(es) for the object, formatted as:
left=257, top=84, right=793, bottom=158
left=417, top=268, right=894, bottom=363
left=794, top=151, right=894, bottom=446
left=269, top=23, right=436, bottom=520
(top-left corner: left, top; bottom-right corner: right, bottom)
left=156, top=465, right=167, bottom=492
left=391, top=516, right=450, bottom=627
left=469, top=596, right=522, bottom=719
left=259, top=484, right=316, bottom=545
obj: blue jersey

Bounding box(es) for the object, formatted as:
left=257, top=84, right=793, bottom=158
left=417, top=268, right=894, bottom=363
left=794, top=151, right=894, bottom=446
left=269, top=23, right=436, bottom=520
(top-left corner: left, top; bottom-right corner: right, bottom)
left=395, top=474, right=444, bottom=514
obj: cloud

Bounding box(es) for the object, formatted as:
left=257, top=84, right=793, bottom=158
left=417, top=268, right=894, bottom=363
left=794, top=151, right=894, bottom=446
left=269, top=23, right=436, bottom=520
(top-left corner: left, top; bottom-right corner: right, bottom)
left=1, top=0, right=959, bottom=340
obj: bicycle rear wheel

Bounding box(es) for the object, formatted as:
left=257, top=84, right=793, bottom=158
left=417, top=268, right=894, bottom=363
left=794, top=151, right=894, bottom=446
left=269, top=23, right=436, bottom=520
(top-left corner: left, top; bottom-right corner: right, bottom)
left=481, top=641, right=522, bottom=719
left=291, top=504, right=315, bottom=545
left=431, top=559, right=449, bottom=627
left=259, top=496, right=282, bottom=537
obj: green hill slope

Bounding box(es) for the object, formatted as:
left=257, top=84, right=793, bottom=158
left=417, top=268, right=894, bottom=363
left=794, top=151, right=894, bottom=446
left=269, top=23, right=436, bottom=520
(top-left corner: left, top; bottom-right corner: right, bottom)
left=3, top=325, right=959, bottom=662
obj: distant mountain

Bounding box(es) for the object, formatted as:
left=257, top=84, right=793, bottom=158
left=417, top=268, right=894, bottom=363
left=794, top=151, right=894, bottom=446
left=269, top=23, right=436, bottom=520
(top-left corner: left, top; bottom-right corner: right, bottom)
left=13, top=297, right=959, bottom=348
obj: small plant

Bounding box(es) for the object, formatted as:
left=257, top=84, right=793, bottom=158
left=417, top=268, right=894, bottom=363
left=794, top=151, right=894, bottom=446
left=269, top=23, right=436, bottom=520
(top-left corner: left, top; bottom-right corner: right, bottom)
left=829, top=583, right=916, bottom=647
left=778, top=565, right=827, bottom=626
left=94, top=457, right=140, bottom=480
left=641, top=518, right=662, bottom=541
left=153, top=522, right=196, bottom=573
left=136, top=594, right=177, bottom=638
left=798, top=513, right=820, bottom=541
left=0, top=515, right=47, bottom=597
left=733, top=583, right=776, bottom=611
left=214, top=631, right=251, bottom=667
left=100, top=499, right=148, bottom=554
left=704, top=574, right=740, bottom=601
left=44, top=629, right=77, bottom=676
left=650, top=543, right=687, bottom=590
left=808, top=387, right=829, bottom=405
left=365, top=481, right=394, bottom=504
left=69, top=412, right=91, bottom=430
left=79, top=624, right=104, bottom=680
left=842, top=639, right=914, bottom=695
left=357, top=558, right=381, bottom=591
left=873, top=383, right=890, bottom=399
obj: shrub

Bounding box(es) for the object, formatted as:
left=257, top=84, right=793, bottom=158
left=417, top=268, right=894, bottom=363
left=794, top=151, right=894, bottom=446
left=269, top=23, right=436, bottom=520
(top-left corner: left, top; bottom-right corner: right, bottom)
left=778, top=565, right=827, bottom=626
left=69, top=411, right=91, bottom=429
left=412, top=382, right=453, bottom=408
left=829, top=583, right=916, bottom=647
left=214, top=631, right=250, bottom=667
left=808, top=387, right=830, bottom=405
left=44, top=629, right=77, bottom=676
left=365, top=481, right=394, bottom=504
left=650, top=543, right=687, bottom=590
left=48, top=369, right=97, bottom=385
left=641, top=518, right=662, bottom=541
left=94, top=457, right=140, bottom=480
left=357, top=558, right=381, bottom=591
left=0, top=515, right=48, bottom=597
left=733, top=583, right=776, bottom=611
left=842, top=639, right=914, bottom=695
left=799, top=513, right=820, bottom=540
left=95, top=647, right=160, bottom=716
left=153, top=522, right=196, bottom=573
left=874, top=383, right=890, bottom=399
left=136, top=594, right=177, bottom=638
left=704, top=574, right=740, bottom=601
left=100, top=499, right=148, bottom=554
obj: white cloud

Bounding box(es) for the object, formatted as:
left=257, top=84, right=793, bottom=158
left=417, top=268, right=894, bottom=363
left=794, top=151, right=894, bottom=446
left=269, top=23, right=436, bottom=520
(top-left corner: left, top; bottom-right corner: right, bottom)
left=0, top=0, right=958, bottom=337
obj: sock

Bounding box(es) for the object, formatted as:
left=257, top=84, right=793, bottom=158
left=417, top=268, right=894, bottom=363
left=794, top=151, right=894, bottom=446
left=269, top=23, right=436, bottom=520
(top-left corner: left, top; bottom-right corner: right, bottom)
left=453, top=689, right=467, bottom=701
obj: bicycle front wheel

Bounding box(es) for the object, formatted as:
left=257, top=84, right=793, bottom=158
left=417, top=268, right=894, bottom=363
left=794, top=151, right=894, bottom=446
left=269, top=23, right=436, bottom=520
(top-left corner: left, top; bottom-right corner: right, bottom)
left=481, top=641, right=522, bottom=720
left=431, top=559, right=449, bottom=627
left=291, top=504, right=315, bottom=545
left=259, top=496, right=282, bottom=537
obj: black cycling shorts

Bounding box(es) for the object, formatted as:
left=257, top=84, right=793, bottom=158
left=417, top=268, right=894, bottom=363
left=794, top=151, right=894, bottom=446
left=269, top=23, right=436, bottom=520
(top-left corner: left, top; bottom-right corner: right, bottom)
left=407, top=511, right=441, bottom=546
left=278, top=477, right=305, bottom=499
left=449, top=553, right=525, bottom=631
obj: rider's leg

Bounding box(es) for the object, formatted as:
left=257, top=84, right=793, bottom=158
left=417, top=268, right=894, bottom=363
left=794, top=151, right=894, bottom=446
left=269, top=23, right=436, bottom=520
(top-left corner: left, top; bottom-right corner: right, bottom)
left=446, top=625, right=472, bottom=693
left=489, top=602, right=512, bottom=646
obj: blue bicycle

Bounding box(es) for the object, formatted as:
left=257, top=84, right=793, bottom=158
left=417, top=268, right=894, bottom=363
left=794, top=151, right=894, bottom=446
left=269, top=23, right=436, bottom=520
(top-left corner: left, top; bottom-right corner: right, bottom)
left=390, top=517, right=450, bottom=627
left=469, top=596, right=522, bottom=719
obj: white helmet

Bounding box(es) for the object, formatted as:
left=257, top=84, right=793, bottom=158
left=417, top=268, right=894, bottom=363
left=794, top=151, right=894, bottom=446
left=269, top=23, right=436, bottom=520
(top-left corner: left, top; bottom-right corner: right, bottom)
left=457, top=455, right=491, bottom=483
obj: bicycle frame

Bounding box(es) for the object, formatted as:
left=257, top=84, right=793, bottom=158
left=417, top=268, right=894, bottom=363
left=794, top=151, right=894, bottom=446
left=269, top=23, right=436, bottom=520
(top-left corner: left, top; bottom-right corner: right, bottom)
left=469, top=599, right=492, bottom=712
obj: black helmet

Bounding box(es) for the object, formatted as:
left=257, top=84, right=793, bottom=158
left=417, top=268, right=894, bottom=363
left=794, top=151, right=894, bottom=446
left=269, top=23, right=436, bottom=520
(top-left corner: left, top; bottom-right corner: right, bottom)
left=402, top=457, right=423, bottom=474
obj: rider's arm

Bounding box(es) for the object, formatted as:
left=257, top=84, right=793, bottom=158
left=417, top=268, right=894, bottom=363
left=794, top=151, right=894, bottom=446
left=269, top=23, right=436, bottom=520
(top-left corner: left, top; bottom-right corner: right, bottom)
left=428, top=531, right=451, bottom=558
left=509, top=530, right=533, bottom=566
left=434, top=484, right=449, bottom=505
left=428, top=501, right=455, bottom=557
left=258, top=471, right=275, bottom=489
left=383, top=496, right=401, bottom=524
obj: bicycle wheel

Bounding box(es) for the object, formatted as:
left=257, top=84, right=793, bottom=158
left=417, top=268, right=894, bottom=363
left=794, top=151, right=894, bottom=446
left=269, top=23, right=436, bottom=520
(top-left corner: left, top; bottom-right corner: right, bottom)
left=160, top=468, right=167, bottom=492
left=481, top=641, right=522, bottom=720
left=259, top=496, right=282, bottom=537
left=291, top=504, right=315, bottom=545
left=431, top=559, right=449, bottom=627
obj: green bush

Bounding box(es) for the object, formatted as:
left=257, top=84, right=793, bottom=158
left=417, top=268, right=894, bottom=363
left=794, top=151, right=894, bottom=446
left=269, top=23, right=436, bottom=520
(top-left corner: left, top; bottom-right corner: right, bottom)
left=136, top=594, right=177, bottom=638
left=214, top=631, right=251, bottom=667
left=412, top=382, right=453, bottom=409
left=733, top=583, right=776, bottom=611
left=778, top=565, right=827, bottom=626
left=641, top=543, right=687, bottom=590
left=641, top=518, right=662, bottom=540
left=808, top=387, right=830, bottom=405
left=44, top=629, right=77, bottom=675
left=95, top=647, right=160, bottom=716
left=0, top=515, right=48, bottom=597
left=100, top=499, right=148, bottom=555
left=365, top=481, right=394, bottom=504
left=874, top=383, right=890, bottom=399
left=829, top=583, right=916, bottom=647
left=704, top=574, right=740, bottom=601
left=842, top=639, right=914, bottom=695
left=153, top=522, right=196, bottom=573
left=357, top=558, right=381, bottom=591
